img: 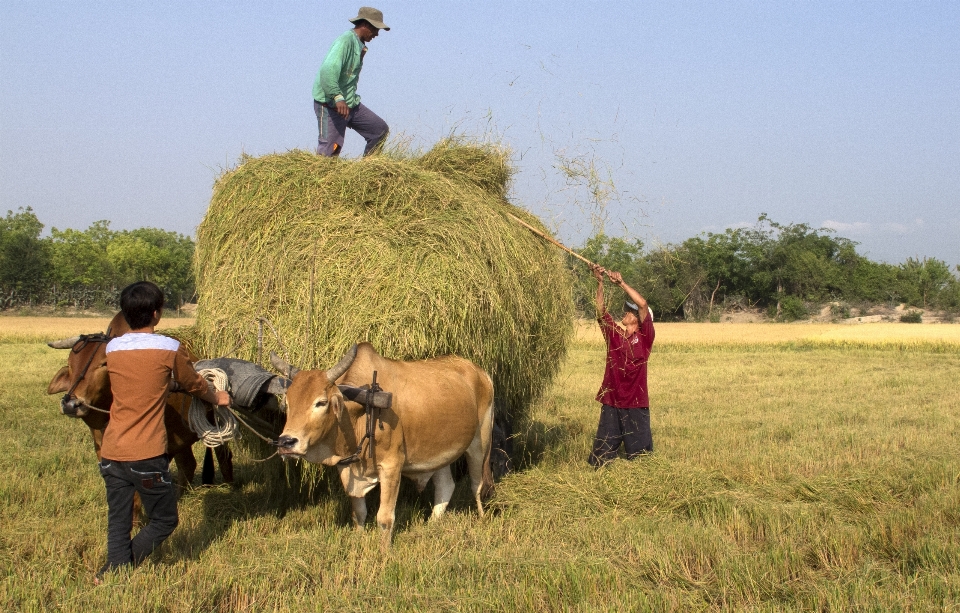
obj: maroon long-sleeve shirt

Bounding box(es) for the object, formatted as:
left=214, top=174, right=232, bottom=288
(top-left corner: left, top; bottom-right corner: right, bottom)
left=595, top=311, right=655, bottom=409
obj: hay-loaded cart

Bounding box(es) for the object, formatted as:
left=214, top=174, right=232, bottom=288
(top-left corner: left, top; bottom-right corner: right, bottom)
left=185, top=139, right=576, bottom=477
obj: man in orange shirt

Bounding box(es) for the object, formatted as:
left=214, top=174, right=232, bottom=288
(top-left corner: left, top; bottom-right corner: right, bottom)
left=95, top=281, right=229, bottom=583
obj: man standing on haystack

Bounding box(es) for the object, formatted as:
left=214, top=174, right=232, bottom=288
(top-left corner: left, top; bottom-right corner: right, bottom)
left=588, top=265, right=656, bottom=467
left=313, top=7, right=390, bottom=157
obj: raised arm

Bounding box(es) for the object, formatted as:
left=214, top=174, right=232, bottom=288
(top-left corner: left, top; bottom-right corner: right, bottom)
left=591, top=264, right=607, bottom=315
left=607, top=271, right=649, bottom=322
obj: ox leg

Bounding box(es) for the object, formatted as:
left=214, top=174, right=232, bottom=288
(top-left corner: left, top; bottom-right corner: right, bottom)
left=349, top=496, right=367, bottom=530
left=172, top=447, right=198, bottom=492
left=130, top=493, right=145, bottom=530
left=465, top=430, right=490, bottom=517
left=214, top=445, right=234, bottom=484
left=430, top=466, right=455, bottom=520
left=338, top=467, right=370, bottom=530
left=376, top=467, right=402, bottom=550
left=201, top=447, right=215, bottom=485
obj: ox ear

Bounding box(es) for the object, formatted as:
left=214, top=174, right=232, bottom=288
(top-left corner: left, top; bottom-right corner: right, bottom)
left=326, top=344, right=358, bottom=384
left=333, top=394, right=344, bottom=422
left=269, top=352, right=300, bottom=380
left=48, top=366, right=71, bottom=394
left=47, top=336, right=81, bottom=349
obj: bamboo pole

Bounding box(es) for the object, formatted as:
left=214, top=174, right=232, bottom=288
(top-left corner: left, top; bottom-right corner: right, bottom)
left=505, top=212, right=599, bottom=268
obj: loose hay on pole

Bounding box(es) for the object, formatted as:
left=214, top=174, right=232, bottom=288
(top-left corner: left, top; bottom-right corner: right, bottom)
left=192, top=139, right=574, bottom=424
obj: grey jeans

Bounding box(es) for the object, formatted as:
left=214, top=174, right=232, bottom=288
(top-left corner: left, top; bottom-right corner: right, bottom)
left=314, top=100, right=388, bottom=157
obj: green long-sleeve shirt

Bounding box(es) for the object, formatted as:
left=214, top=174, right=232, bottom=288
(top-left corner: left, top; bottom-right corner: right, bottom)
left=313, top=30, right=366, bottom=107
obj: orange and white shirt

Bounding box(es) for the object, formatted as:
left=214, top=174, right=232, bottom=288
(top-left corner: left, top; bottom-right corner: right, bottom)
left=101, top=333, right=210, bottom=461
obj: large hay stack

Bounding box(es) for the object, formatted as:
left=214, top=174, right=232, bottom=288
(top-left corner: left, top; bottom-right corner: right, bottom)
left=193, top=140, right=573, bottom=423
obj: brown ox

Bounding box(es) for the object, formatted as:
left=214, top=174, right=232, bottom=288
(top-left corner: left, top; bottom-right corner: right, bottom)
left=271, top=342, right=495, bottom=548
left=46, top=313, right=234, bottom=493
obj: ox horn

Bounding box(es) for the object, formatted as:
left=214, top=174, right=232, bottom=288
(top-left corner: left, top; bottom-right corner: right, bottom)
left=48, top=336, right=81, bottom=349
left=270, top=352, right=300, bottom=380
left=326, top=344, right=358, bottom=384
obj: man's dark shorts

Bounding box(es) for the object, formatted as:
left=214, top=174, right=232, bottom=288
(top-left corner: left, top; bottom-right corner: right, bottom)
left=588, top=405, right=653, bottom=467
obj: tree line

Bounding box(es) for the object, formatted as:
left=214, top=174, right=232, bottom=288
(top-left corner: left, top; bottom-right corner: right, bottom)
left=0, top=207, right=194, bottom=310
left=4, top=207, right=959, bottom=320
left=573, top=214, right=960, bottom=321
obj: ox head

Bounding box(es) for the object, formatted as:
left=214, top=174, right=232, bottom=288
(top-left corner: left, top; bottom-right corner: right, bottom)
left=271, top=344, right=358, bottom=463
left=46, top=313, right=129, bottom=419
left=46, top=334, right=112, bottom=418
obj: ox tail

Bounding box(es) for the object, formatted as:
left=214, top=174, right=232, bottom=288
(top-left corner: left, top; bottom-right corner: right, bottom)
left=480, top=386, right=496, bottom=501
left=481, top=443, right=495, bottom=501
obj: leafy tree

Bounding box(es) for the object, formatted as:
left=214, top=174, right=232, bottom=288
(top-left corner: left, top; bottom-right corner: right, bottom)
left=571, top=234, right=646, bottom=317
left=0, top=207, right=52, bottom=298
left=749, top=214, right=857, bottom=304
left=937, top=266, right=960, bottom=312
left=683, top=228, right=765, bottom=313
left=846, top=257, right=900, bottom=304
left=896, top=258, right=955, bottom=309
left=107, top=228, right=195, bottom=305
left=49, top=221, right=114, bottom=289
left=569, top=213, right=960, bottom=321
left=40, top=220, right=196, bottom=310
left=641, top=244, right=709, bottom=320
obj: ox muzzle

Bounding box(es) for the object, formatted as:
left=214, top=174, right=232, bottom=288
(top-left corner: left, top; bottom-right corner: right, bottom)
left=60, top=393, right=93, bottom=418
left=277, top=435, right=299, bottom=453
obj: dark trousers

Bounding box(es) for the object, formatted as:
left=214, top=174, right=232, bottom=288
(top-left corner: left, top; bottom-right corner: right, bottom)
left=314, top=100, right=388, bottom=157
left=588, top=405, right=653, bottom=467
left=98, top=455, right=179, bottom=574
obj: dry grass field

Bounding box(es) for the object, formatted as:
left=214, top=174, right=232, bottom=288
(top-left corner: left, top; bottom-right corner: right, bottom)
left=576, top=319, right=960, bottom=346
left=2, top=317, right=959, bottom=611
left=0, top=315, right=194, bottom=344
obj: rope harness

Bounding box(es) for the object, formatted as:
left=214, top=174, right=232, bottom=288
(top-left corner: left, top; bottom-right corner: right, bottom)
left=61, top=333, right=113, bottom=416
left=184, top=368, right=283, bottom=453
left=336, top=371, right=385, bottom=466
left=187, top=368, right=241, bottom=447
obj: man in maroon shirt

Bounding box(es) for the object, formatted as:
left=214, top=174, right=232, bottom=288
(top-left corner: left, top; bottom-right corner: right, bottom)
left=588, top=265, right=656, bottom=467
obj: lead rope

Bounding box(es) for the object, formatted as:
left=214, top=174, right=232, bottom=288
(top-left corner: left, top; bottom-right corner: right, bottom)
left=187, top=368, right=240, bottom=447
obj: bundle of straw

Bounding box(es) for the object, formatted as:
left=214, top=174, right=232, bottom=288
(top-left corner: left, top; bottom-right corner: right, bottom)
left=192, top=139, right=573, bottom=423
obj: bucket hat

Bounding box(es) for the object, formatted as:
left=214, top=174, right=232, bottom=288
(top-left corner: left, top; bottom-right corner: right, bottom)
left=349, top=7, right=390, bottom=31
left=624, top=301, right=655, bottom=322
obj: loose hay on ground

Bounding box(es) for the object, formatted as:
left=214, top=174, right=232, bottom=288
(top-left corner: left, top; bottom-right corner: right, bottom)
left=192, top=139, right=574, bottom=424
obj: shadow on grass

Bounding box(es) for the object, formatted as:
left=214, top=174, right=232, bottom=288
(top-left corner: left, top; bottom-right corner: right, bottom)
left=511, top=416, right=587, bottom=471
left=169, top=436, right=340, bottom=561
left=170, top=434, right=500, bottom=559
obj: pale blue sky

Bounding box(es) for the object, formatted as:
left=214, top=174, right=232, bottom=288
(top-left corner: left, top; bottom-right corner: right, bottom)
left=2, top=1, right=958, bottom=264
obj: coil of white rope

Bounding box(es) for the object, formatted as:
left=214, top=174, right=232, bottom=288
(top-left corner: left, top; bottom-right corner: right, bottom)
left=188, top=368, right=240, bottom=448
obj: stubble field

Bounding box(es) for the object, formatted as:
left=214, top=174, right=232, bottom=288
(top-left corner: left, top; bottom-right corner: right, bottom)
left=1, top=317, right=959, bottom=612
